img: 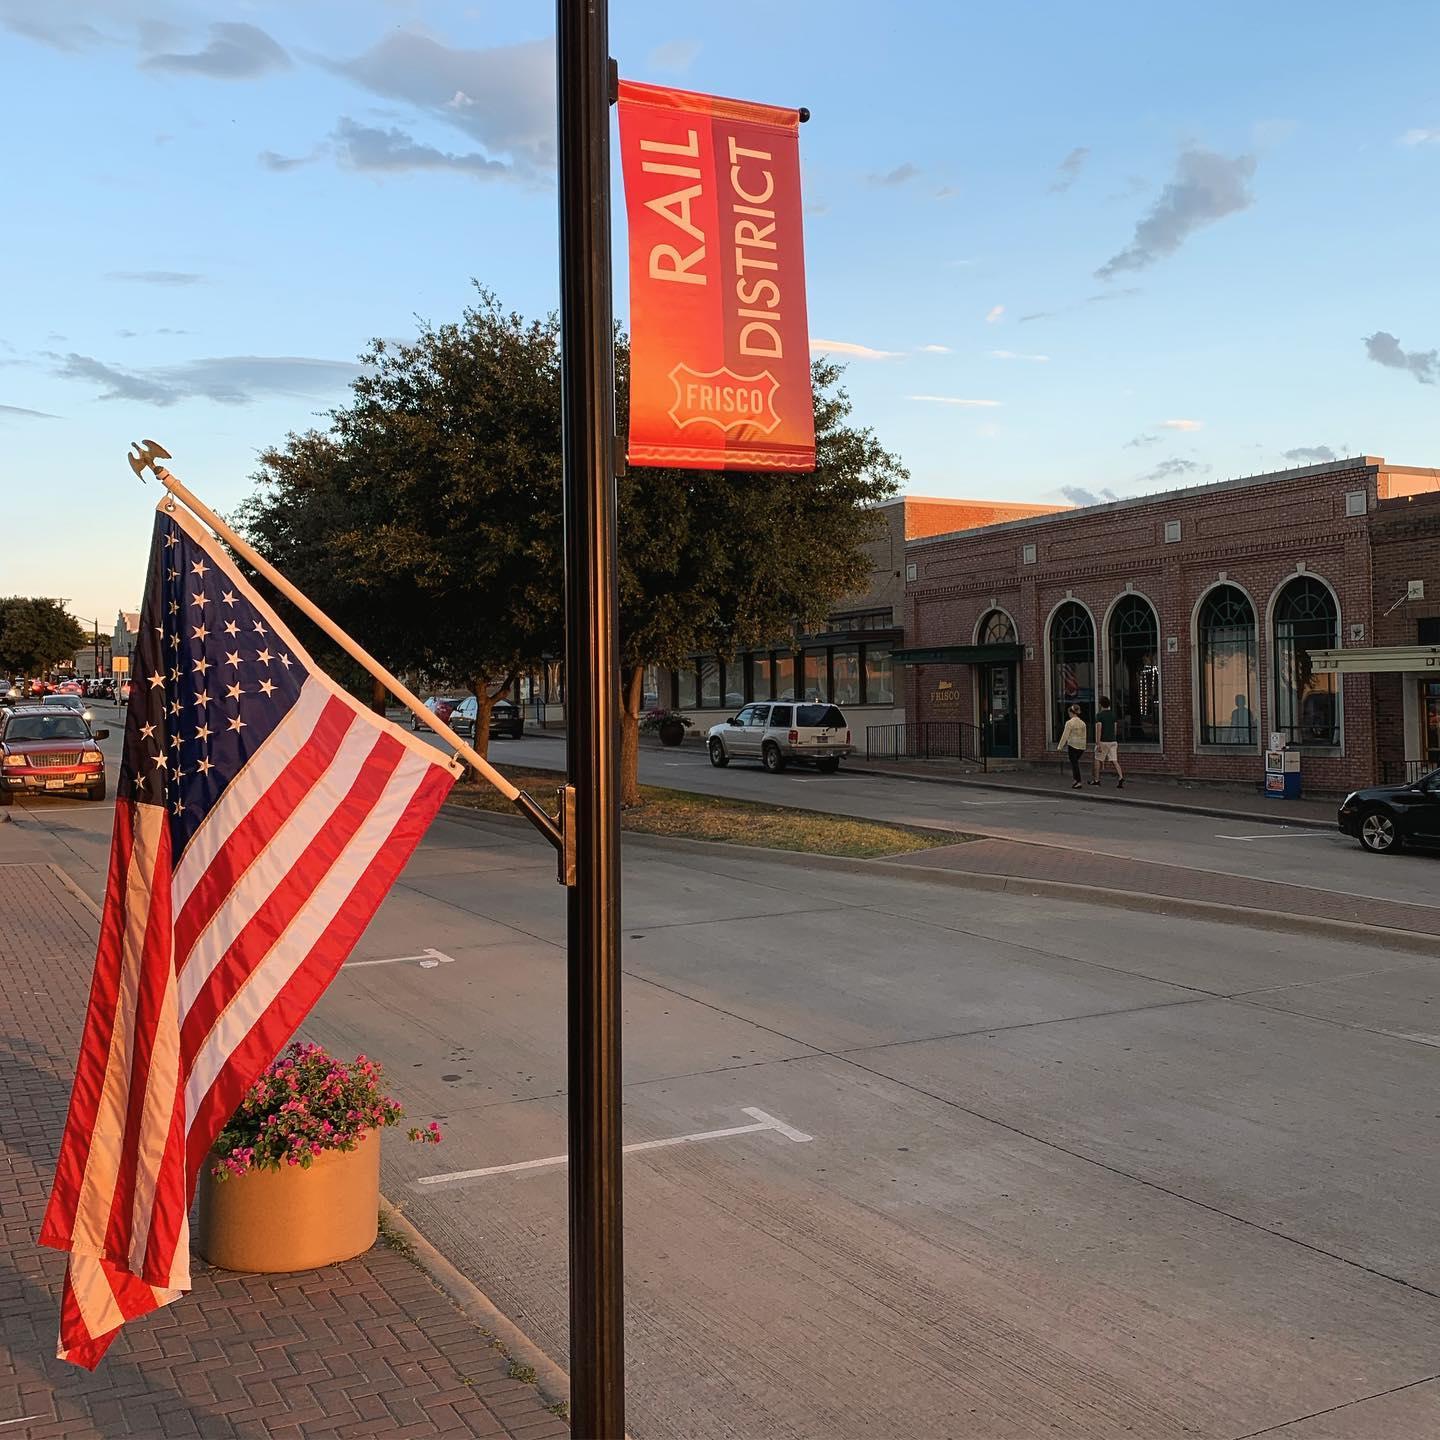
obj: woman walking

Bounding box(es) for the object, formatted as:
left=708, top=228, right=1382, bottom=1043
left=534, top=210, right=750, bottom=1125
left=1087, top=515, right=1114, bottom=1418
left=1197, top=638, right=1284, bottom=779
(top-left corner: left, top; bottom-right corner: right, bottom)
left=1057, top=703, right=1088, bottom=788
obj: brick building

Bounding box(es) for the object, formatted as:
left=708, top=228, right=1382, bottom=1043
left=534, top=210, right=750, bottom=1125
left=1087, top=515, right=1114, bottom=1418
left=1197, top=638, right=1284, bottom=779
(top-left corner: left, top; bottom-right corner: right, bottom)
left=652, top=494, right=1065, bottom=732
left=900, top=457, right=1440, bottom=793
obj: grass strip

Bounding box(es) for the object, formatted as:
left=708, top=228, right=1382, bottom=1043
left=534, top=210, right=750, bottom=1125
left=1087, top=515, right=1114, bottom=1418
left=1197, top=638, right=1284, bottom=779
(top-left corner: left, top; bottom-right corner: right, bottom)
left=447, top=766, right=963, bottom=859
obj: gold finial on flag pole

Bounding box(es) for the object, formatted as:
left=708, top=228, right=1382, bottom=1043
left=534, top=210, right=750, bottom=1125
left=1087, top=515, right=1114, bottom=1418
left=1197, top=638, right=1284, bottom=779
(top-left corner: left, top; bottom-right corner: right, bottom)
left=124, top=442, right=567, bottom=861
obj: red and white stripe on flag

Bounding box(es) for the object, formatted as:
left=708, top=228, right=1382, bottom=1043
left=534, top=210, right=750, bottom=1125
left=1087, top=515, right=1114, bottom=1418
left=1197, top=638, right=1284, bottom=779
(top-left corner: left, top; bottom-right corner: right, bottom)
left=40, top=502, right=462, bottom=1367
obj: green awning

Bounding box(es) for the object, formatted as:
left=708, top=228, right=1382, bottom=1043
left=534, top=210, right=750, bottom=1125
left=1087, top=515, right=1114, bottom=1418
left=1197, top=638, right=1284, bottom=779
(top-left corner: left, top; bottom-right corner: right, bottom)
left=892, top=643, right=1024, bottom=665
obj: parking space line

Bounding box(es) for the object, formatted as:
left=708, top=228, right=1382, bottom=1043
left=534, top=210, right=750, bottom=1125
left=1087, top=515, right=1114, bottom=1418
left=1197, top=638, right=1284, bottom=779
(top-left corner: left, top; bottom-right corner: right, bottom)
left=343, top=947, right=455, bottom=970
left=415, top=1105, right=812, bottom=1188
left=1214, top=831, right=1333, bottom=842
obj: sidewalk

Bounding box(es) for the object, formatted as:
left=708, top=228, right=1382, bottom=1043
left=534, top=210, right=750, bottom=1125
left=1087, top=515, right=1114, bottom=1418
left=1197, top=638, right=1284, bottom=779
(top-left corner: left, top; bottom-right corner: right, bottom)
left=853, top=758, right=1340, bottom=826
left=0, top=826, right=569, bottom=1440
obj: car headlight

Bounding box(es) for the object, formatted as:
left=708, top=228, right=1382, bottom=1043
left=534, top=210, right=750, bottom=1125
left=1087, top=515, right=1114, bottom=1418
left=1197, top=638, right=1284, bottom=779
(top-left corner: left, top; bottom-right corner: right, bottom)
left=2, top=754, right=24, bottom=768
left=82, top=750, right=103, bottom=764
left=1341, top=791, right=1357, bottom=808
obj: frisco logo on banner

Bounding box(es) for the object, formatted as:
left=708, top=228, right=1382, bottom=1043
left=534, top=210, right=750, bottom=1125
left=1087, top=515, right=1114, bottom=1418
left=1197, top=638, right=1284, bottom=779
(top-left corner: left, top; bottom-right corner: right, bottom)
left=617, top=79, right=815, bottom=473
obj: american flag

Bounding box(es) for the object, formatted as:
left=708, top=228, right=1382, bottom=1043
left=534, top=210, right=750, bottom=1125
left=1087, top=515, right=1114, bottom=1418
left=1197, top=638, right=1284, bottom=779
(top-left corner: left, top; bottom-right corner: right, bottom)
left=40, top=501, right=462, bottom=1367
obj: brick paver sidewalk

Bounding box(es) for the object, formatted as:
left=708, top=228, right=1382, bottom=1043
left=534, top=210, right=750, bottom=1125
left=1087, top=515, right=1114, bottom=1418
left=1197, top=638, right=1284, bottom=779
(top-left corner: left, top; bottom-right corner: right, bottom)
left=0, top=857, right=568, bottom=1440
left=894, top=836, right=1440, bottom=938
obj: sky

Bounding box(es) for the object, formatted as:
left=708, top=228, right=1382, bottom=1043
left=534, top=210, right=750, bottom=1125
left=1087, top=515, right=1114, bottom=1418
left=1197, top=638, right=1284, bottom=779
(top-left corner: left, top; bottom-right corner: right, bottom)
left=3, top=0, right=1439, bottom=628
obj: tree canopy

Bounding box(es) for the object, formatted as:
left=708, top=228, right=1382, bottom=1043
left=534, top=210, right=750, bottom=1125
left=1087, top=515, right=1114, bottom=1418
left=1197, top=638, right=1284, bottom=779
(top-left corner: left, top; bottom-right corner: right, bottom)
left=239, top=284, right=906, bottom=787
left=0, top=598, right=87, bottom=676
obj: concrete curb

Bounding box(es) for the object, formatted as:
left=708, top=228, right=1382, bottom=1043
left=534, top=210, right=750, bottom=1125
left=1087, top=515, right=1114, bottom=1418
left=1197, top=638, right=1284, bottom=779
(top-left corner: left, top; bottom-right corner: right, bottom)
left=377, top=1198, right=571, bottom=1412
left=438, top=801, right=1440, bottom=957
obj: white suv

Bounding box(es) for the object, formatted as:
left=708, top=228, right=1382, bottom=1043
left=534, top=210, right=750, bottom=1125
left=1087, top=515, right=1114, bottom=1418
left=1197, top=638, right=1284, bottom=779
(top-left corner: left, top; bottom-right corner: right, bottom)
left=707, top=702, right=853, bottom=774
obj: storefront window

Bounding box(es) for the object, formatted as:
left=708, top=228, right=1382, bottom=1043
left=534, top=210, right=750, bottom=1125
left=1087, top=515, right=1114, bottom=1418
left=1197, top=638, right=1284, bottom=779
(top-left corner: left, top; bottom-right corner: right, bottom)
left=722, top=658, right=745, bottom=708
left=1197, top=585, right=1257, bottom=745
left=1049, top=601, right=1095, bottom=741
left=832, top=646, right=861, bottom=705
left=1273, top=577, right=1339, bottom=745
left=753, top=653, right=773, bottom=701
left=699, top=656, right=721, bottom=708
left=677, top=666, right=697, bottom=710
left=802, top=650, right=828, bottom=701
left=774, top=651, right=795, bottom=700
left=1108, top=595, right=1160, bottom=744
left=642, top=666, right=662, bottom=711
left=864, top=644, right=894, bottom=705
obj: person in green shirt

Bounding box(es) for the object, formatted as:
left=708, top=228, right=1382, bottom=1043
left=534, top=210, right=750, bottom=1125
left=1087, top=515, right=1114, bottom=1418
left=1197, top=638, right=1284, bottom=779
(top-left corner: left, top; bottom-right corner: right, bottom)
left=1091, top=695, right=1125, bottom=787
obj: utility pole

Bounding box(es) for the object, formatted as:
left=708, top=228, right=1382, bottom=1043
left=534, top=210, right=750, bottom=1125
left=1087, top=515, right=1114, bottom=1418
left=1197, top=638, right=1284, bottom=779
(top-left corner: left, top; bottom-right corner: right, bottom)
left=555, top=0, right=625, bottom=1435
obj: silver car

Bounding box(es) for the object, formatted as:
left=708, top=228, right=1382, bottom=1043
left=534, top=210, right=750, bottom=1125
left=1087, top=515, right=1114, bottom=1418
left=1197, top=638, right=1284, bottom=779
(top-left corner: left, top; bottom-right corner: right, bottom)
left=707, top=702, right=853, bottom=774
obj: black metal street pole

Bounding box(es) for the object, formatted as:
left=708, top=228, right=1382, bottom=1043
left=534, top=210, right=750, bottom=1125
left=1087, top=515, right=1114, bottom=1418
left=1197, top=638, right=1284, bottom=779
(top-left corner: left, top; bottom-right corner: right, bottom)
left=555, top=0, right=625, bottom=1435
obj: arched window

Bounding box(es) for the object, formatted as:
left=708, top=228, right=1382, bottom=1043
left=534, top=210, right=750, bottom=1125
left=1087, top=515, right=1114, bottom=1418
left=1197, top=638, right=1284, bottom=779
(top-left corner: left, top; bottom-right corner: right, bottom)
left=1197, top=585, right=1257, bottom=746
left=979, top=610, right=1016, bottom=645
left=1273, top=577, right=1339, bottom=745
left=1108, top=596, right=1160, bottom=744
left=1049, top=601, right=1095, bottom=741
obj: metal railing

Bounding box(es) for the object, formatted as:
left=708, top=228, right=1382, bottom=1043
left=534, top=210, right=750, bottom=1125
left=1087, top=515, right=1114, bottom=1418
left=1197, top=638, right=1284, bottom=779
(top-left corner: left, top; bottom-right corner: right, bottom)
left=866, top=721, right=987, bottom=769
left=1381, top=758, right=1430, bottom=785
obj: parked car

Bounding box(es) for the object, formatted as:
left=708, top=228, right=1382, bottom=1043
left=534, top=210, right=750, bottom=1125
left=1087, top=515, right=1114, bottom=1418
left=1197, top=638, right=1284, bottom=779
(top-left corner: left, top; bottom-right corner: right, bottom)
left=411, top=696, right=462, bottom=731
left=41, top=693, right=96, bottom=724
left=707, top=702, right=854, bottom=774
left=451, top=696, right=525, bottom=740
left=1338, top=769, right=1440, bottom=853
left=2, top=679, right=20, bottom=704
left=0, top=704, right=110, bottom=804
left=57, top=680, right=84, bottom=696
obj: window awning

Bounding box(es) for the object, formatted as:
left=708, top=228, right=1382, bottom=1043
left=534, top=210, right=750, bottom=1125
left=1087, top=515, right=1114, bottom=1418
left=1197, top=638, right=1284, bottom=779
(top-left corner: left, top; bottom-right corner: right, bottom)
left=891, top=643, right=1024, bottom=665
left=1311, top=646, right=1440, bottom=675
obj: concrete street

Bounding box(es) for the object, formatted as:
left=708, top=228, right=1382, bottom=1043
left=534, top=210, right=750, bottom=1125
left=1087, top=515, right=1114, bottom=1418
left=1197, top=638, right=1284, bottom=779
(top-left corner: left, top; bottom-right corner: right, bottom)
left=12, top=759, right=1440, bottom=1439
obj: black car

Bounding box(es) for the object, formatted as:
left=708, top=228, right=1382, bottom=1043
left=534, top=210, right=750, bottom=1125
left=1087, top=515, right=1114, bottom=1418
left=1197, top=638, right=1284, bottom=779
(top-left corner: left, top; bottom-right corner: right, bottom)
left=1338, top=768, right=1440, bottom=853
left=450, top=696, right=524, bottom=740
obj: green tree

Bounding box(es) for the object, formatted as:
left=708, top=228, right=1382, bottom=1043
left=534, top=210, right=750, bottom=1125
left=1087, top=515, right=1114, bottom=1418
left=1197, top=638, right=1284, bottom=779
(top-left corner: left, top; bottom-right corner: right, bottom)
left=0, top=597, right=87, bottom=676
left=238, top=289, right=906, bottom=799
left=613, top=353, right=905, bottom=802
left=238, top=289, right=564, bottom=760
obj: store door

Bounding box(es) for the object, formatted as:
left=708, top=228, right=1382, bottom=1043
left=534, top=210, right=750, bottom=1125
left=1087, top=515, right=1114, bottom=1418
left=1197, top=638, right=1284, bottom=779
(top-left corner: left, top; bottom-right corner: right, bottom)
left=982, top=662, right=1018, bottom=758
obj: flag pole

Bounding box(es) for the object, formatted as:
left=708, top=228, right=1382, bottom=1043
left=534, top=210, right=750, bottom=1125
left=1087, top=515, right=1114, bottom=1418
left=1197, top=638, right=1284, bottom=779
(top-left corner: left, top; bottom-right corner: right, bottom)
left=126, top=443, right=564, bottom=851
left=556, top=0, right=626, bottom=1431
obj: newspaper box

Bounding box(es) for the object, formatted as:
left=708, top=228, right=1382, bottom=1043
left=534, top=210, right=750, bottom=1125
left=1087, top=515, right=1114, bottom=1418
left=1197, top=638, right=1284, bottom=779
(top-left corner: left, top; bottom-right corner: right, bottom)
left=1264, top=739, right=1301, bottom=800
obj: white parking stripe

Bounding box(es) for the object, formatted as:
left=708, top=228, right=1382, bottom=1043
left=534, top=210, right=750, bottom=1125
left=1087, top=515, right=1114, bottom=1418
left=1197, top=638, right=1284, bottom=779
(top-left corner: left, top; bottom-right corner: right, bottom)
left=416, top=1106, right=813, bottom=1187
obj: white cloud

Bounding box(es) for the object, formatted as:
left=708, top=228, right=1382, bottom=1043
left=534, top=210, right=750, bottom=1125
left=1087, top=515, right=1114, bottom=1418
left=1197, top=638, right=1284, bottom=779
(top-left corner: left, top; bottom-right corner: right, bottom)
left=1399, top=128, right=1440, bottom=146
left=917, top=344, right=952, bottom=354
left=985, top=304, right=1005, bottom=324
left=990, top=349, right=1049, bottom=362
left=809, top=338, right=902, bottom=360
left=1160, top=418, right=1203, bottom=431
left=908, top=395, right=1002, bottom=407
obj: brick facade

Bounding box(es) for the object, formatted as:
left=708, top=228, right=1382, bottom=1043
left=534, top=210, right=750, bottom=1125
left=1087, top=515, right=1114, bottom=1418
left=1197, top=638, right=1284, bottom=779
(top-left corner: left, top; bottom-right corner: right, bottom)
left=903, top=457, right=1440, bottom=794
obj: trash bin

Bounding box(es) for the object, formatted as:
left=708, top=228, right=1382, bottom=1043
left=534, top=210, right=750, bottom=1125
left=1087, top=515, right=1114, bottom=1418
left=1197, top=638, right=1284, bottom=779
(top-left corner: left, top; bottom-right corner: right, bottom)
left=1264, top=745, right=1301, bottom=799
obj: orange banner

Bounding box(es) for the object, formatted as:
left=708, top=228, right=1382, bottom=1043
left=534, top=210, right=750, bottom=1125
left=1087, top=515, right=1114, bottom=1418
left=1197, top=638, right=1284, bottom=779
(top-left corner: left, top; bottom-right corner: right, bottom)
left=618, top=80, right=815, bottom=473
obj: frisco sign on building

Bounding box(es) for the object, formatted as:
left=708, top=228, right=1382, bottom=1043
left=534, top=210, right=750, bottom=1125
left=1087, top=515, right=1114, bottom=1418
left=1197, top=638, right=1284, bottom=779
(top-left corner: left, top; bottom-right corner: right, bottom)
left=901, top=456, right=1440, bottom=793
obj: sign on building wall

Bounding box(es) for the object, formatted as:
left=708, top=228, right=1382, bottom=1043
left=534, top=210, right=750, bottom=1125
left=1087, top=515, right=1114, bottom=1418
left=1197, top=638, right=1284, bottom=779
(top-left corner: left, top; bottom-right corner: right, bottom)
left=618, top=79, right=815, bottom=473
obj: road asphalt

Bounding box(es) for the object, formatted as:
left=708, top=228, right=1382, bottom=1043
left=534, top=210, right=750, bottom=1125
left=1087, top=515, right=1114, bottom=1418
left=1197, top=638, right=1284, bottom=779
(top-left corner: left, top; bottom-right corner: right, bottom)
left=10, top=770, right=1440, bottom=1439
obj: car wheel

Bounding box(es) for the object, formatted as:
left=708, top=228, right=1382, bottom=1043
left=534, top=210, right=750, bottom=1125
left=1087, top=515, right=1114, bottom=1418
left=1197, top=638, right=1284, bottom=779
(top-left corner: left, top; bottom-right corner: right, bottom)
left=816, top=757, right=840, bottom=775
left=1358, top=806, right=1400, bottom=854
left=87, top=778, right=107, bottom=802
left=762, top=742, right=785, bottom=773
left=708, top=738, right=729, bottom=768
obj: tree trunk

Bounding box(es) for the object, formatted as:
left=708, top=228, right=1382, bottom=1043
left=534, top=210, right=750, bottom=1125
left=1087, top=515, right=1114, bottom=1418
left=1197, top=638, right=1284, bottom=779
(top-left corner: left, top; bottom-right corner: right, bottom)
left=619, top=664, right=645, bottom=809
left=369, top=676, right=389, bottom=717
left=465, top=672, right=517, bottom=776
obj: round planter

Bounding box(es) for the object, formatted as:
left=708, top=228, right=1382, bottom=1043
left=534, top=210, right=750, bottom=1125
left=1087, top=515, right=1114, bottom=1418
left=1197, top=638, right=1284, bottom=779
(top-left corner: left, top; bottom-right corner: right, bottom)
left=657, top=720, right=686, bottom=747
left=195, top=1128, right=380, bottom=1273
